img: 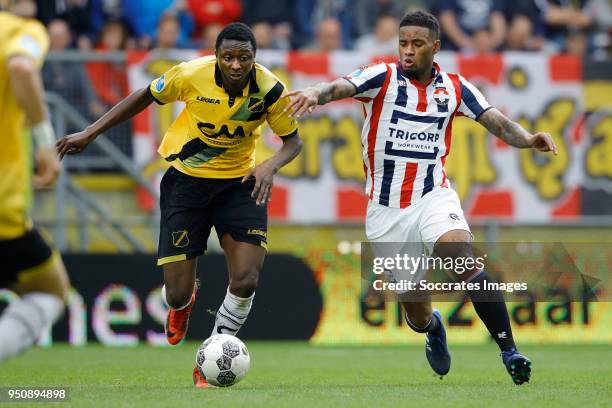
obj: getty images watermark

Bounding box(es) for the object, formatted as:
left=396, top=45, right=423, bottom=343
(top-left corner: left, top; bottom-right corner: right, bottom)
left=371, top=252, right=527, bottom=293
left=360, top=242, right=609, bottom=302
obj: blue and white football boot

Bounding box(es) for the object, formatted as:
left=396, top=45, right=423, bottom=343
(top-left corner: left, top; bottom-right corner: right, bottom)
left=425, top=309, right=451, bottom=377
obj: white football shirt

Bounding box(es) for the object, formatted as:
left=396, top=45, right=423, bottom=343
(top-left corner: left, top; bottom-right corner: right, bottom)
left=346, top=61, right=491, bottom=208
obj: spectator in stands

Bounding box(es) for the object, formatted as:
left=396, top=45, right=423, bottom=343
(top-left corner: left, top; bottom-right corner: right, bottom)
left=291, top=0, right=317, bottom=49
left=439, top=0, right=507, bottom=52
left=89, top=0, right=124, bottom=38
left=241, top=0, right=290, bottom=26
left=355, top=14, right=400, bottom=55
left=250, top=21, right=291, bottom=50
left=354, top=0, right=416, bottom=38
left=200, top=22, right=223, bottom=50
left=85, top=18, right=132, bottom=156
left=587, top=0, right=612, bottom=58
left=304, top=16, right=344, bottom=51
left=565, top=29, right=589, bottom=55
left=312, top=0, right=355, bottom=49
left=122, top=0, right=193, bottom=49
left=506, top=0, right=545, bottom=50
left=36, top=0, right=96, bottom=50
left=241, top=0, right=293, bottom=50
left=154, top=13, right=186, bottom=49
left=536, top=0, right=594, bottom=53
left=43, top=19, right=106, bottom=121
left=187, top=0, right=241, bottom=33
left=86, top=20, right=130, bottom=107
left=8, top=0, right=37, bottom=18
left=243, top=0, right=318, bottom=50
left=250, top=21, right=272, bottom=49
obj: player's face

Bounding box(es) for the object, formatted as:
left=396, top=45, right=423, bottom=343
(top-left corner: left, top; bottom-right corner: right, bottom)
left=398, top=26, right=440, bottom=77
left=216, top=39, right=255, bottom=87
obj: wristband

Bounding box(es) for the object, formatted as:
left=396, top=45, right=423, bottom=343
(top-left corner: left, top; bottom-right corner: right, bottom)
left=31, top=120, right=56, bottom=150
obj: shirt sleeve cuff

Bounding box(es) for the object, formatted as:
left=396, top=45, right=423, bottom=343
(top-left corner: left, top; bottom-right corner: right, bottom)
left=147, top=84, right=165, bottom=105
left=475, top=106, right=493, bottom=121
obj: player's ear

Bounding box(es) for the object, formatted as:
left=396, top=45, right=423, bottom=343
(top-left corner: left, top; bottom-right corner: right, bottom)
left=433, top=39, right=441, bottom=55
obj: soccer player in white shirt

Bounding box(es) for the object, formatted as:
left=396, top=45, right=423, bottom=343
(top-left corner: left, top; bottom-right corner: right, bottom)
left=285, top=10, right=557, bottom=385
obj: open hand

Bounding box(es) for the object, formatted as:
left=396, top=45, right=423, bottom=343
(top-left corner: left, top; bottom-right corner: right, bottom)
left=242, top=161, right=277, bottom=206
left=56, top=131, right=94, bottom=160
left=283, top=88, right=320, bottom=118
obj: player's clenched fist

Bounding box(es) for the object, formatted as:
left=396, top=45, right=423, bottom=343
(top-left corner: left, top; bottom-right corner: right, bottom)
left=527, top=132, right=558, bottom=155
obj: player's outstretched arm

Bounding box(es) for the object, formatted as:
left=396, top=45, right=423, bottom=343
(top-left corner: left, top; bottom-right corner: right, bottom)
left=284, top=78, right=357, bottom=118
left=477, top=108, right=558, bottom=155
left=56, top=87, right=155, bottom=160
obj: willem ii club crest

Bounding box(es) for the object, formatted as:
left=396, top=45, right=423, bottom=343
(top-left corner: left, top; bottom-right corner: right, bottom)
left=433, top=87, right=450, bottom=106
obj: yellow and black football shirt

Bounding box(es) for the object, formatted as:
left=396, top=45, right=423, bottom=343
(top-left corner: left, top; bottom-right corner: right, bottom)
left=149, top=55, right=298, bottom=179
left=0, top=11, right=49, bottom=239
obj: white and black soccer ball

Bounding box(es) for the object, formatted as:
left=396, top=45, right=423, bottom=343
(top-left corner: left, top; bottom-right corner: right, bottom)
left=195, top=334, right=250, bottom=387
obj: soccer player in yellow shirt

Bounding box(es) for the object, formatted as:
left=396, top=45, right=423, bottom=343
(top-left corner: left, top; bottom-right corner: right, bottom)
left=57, top=22, right=302, bottom=386
left=0, top=3, right=69, bottom=362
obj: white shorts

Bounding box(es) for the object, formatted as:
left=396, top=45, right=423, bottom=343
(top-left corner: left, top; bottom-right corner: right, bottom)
left=365, top=187, right=471, bottom=292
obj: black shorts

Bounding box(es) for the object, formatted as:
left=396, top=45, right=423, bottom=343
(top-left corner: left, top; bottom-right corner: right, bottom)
left=157, top=167, right=267, bottom=266
left=0, top=228, right=53, bottom=287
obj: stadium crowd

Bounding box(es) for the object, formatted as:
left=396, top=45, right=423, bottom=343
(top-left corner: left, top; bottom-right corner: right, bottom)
left=4, top=0, right=610, bottom=57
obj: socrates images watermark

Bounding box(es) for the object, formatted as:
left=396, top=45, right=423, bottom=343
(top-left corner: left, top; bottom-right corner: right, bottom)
left=369, top=253, right=528, bottom=293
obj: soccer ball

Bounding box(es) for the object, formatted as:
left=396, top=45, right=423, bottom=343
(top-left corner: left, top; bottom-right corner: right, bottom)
left=195, top=334, right=250, bottom=387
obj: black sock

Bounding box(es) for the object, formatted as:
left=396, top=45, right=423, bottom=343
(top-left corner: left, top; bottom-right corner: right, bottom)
left=466, top=271, right=517, bottom=352
left=405, top=311, right=441, bottom=335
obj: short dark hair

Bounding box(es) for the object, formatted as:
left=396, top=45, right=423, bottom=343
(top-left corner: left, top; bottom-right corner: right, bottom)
left=215, top=22, right=257, bottom=53
left=399, top=10, right=440, bottom=40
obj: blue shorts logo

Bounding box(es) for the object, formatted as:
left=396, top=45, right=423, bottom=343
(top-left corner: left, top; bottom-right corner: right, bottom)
left=155, top=74, right=166, bottom=92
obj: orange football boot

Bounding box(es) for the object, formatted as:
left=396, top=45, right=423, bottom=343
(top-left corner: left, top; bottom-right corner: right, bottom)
left=193, top=366, right=213, bottom=388
left=165, top=289, right=197, bottom=345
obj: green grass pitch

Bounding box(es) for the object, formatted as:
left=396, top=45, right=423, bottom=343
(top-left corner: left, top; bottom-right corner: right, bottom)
left=1, top=343, right=610, bottom=407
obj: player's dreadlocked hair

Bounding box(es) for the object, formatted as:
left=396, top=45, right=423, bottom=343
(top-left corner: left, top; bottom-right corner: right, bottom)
left=399, top=10, right=440, bottom=40
left=215, top=22, right=257, bottom=53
